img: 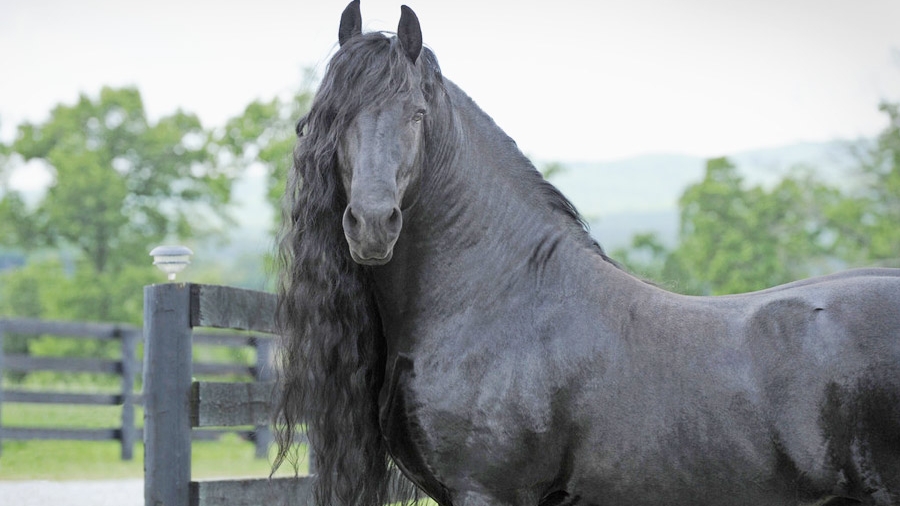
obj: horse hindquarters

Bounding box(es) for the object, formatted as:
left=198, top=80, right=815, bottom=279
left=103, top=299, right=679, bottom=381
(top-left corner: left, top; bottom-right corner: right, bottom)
left=748, top=275, right=900, bottom=504
left=827, top=280, right=900, bottom=504
left=819, top=375, right=900, bottom=504
left=814, top=311, right=900, bottom=502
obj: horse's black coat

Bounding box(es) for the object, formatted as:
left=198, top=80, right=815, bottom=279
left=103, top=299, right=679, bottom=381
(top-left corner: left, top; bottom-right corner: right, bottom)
left=274, top=3, right=900, bottom=505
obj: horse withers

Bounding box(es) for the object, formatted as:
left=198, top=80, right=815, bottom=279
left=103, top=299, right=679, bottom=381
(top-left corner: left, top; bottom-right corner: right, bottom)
left=274, top=2, right=900, bottom=505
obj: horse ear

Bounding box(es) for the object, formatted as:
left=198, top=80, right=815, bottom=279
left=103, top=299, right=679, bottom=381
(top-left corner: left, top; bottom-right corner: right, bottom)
left=339, top=0, right=362, bottom=46
left=398, top=5, right=422, bottom=63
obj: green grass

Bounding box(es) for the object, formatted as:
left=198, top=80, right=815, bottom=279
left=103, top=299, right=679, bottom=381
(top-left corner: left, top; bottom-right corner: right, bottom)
left=0, top=403, right=305, bottom=481
left=3, top=403, right=124, bottom=429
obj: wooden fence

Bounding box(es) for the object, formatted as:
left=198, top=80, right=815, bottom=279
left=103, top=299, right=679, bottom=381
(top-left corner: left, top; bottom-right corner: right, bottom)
left=0, top=316, right=275, bottom=461
left=143, top=283, right=312, bottom=506
left=0, top=318, right=141, bottom=459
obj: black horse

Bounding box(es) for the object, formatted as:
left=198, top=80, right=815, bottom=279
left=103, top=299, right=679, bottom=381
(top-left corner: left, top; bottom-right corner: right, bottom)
left=274, top=3, right=900, bottom=505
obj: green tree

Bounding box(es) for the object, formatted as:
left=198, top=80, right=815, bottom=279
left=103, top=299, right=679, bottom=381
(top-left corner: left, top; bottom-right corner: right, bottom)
left=1, top=86, right=238, bottom=322
left=0, top=132, right=32, bottom=250
left=676, top=158, right=841, bottom=294
left=596, top=102, right=900, bottom=294
left=212, top=72, right=315, bottom=218
left=836, top=101, right=900, bottom=267
left=205, top=77, right=314, bottom=290
left=612, top=232, right=705, bottom=295
left=613, top=157, right=846, bottom=295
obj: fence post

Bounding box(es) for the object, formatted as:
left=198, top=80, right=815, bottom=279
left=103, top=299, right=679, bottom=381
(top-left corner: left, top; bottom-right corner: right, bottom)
left=253, top=337, right=274, bottom=458
left=143, top=283, right=193, bottom=506
left=120, top=326, right=138, bottom=461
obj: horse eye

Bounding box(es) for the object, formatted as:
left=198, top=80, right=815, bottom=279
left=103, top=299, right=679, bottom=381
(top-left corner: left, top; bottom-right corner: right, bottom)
left=412, top=110, right=425, bottom=123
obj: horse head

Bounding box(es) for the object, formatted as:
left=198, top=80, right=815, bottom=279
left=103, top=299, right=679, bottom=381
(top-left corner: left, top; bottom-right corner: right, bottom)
left=335, top=1, right=426, bottom=265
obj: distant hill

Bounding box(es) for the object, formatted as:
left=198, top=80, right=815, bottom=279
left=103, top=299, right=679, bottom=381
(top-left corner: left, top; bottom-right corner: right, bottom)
left=545, top=139, right=865, bottom=250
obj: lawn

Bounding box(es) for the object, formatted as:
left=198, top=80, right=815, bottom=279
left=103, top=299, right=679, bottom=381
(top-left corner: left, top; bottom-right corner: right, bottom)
left=0, top=403, right=305, bottom=481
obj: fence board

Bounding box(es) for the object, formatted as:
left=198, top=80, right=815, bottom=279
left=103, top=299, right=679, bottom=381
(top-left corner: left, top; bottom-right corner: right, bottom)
left=190, top=284, right=277, bottom=334
left=2, top=390, right=122, bottom=405
left=2, top=427, right=121, bottom=441
left=0, top=318, right=124, bottom=339
left=191, top=381, right=275, bottom=427
left=189, top=476, right=314, bottom=506
left=4, top=355, right=121, bottom=374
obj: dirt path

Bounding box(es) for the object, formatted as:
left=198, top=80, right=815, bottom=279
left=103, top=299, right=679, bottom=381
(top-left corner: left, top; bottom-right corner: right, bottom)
left=0, top=479, right=142, bottom=506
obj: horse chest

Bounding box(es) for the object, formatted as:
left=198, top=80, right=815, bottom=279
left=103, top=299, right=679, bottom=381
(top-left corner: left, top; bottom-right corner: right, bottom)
left=379, top=344, right=572, bottom=501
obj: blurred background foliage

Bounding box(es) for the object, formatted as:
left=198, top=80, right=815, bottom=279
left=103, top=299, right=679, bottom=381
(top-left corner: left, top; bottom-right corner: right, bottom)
left=0, top=80, right=314, bottom=327
left=613, top=101, right=900, bottom=294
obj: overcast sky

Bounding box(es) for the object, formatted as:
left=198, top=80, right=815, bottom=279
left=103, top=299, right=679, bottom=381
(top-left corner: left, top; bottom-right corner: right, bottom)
left=2, top=0, right=899, bottom=167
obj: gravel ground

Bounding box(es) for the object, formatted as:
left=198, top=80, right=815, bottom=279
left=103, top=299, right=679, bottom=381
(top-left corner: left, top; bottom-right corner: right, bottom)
left=0, top=480, right=143, bottom=506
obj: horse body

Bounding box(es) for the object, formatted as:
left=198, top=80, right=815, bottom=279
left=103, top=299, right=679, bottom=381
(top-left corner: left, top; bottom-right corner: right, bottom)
left=276, top=3, right=900, bottom=505
left=372, top=79, right=900, bottom=506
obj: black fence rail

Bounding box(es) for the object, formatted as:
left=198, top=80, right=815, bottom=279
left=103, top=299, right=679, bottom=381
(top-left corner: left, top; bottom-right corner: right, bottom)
left=189, top=329, right=276, bottom=458
left=0, top=316, right=275, bottom=461
left=0, top=318, right=140, bottom=460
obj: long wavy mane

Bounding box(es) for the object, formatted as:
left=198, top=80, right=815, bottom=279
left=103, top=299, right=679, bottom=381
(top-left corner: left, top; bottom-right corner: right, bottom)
left=273, top=31, right=442, bottom=506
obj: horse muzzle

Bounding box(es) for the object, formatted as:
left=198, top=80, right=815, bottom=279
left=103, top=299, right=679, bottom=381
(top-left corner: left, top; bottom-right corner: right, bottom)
left=342, top=203, right=402, bottom=266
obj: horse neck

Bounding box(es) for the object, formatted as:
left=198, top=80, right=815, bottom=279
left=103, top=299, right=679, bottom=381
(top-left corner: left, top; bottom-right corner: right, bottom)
left=373, top=81, right=604, bottom=328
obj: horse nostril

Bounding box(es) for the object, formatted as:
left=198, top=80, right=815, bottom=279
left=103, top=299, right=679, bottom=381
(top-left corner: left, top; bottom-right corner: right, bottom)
left=386, top=207, right=402, bottom=233
left=388, top=207, right=401, bottom=225
left=343, top=206, right=361, bottom=235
